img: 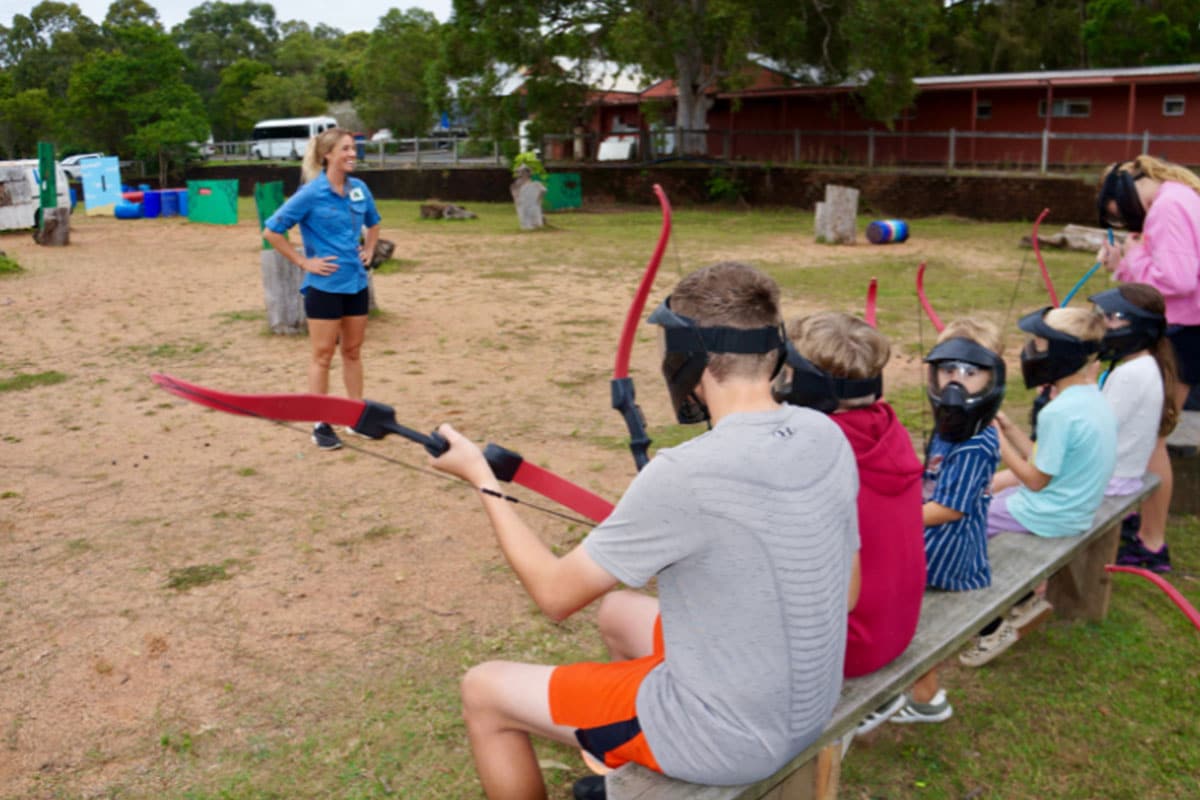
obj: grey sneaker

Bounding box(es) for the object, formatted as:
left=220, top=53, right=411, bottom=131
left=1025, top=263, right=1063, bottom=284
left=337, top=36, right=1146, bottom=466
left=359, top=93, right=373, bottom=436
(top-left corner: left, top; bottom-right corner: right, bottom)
left=312, top=422, right=342, bottom=450
left=855, top=693, right=906, bottom=736
left=958, top=620, right=1018, bottom=667
left=891, top=689, right=953, bottom=724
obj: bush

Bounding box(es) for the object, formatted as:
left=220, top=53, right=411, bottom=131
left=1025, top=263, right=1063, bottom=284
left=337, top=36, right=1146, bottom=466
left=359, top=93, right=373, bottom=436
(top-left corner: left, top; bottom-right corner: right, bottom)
left=511, top=151, right=547, bottom=180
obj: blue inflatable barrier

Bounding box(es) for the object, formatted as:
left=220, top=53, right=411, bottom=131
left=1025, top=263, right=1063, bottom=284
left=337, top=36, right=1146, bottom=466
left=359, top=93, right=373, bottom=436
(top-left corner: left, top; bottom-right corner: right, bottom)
left=114, top=201, right=143, bottom=219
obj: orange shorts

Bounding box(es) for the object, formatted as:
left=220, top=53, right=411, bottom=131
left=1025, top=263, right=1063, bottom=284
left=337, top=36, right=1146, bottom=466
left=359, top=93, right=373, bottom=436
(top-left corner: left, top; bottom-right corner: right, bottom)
left=548, top=615, right=664, bottom=773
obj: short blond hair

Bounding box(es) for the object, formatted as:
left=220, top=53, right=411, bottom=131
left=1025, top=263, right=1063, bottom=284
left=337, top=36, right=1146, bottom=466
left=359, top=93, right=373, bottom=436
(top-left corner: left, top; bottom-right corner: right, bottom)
left=937, top=318, right=1003, bottom=356
left=1043, top=306, right=1106, bottom=344
left=786, top=312, right=889, bottom=408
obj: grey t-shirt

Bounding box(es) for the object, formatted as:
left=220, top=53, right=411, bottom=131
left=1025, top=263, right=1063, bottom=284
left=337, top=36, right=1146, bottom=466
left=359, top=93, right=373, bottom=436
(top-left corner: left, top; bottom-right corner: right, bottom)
left=584, top=405, right=859, bottom=785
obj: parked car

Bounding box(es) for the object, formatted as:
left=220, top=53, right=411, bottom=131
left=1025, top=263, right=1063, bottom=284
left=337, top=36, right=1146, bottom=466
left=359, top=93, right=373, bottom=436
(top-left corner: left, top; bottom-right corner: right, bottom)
left=59, top=153, right=103, bottom=181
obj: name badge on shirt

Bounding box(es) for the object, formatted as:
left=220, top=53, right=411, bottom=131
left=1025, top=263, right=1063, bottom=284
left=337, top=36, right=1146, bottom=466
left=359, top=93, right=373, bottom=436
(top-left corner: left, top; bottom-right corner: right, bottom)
left=349, top=187, right=365, bottom=202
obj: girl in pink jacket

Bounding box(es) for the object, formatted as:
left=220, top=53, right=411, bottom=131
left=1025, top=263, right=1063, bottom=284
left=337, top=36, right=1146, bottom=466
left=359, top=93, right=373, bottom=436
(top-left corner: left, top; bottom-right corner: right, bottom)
left=1098, top=155, right=1200, bottom=572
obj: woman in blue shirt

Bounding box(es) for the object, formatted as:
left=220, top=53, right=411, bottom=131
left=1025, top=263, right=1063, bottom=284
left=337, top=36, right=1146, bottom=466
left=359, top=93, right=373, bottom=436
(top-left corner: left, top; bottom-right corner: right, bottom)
left=263, top=128, right=382, bottom=450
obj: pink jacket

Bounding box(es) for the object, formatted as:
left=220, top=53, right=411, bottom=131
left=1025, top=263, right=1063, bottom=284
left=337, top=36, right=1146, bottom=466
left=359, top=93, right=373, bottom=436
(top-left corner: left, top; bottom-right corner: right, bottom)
left=1115, top=181, right=1200, bottom=325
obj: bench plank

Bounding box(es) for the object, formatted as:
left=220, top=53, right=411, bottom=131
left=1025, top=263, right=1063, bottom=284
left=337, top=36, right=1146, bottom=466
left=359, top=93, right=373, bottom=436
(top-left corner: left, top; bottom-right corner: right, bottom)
left=607, top=477, right=1158, bottom=800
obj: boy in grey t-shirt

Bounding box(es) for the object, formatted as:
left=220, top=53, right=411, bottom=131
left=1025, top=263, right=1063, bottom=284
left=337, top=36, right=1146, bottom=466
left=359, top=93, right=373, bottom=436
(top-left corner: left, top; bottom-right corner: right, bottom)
left=432, top=262, right=860, bottom=796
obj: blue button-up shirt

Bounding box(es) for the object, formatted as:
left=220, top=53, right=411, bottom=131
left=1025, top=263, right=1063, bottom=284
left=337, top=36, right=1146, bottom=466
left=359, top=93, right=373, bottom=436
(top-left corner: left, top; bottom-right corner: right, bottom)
left=265, top=171, right=381, bottom=295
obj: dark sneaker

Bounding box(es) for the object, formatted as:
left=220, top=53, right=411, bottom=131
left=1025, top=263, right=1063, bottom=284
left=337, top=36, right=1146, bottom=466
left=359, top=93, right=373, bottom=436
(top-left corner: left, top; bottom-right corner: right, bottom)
left=1118, top=535, right=1171, bottom=573
left=311, top=422, right=342, bottom=450
left=1120, top=513, right=1141, bottom=545
left=573, top=775, right=605, bottom=800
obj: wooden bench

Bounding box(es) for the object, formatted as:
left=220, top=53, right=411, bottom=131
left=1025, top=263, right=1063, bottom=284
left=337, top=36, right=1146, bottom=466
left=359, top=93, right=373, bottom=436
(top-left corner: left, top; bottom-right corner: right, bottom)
left=606, top=476, right=1160, bottom=800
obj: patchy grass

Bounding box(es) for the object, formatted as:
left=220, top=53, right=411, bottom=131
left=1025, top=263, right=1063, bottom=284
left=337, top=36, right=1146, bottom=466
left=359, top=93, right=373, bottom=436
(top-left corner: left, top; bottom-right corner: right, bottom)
left=0, top=370, right=67, bottom=393
left=0, top=253, right=22, bottom=274
left=165, top=562, right=238, bottom=591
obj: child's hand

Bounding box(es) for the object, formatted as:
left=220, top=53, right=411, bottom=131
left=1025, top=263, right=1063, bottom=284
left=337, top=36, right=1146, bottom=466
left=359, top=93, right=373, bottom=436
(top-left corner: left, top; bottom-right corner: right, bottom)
left=429, top=424, right=496, bottom=488
left=1098, top=241, right=1122, bottom=272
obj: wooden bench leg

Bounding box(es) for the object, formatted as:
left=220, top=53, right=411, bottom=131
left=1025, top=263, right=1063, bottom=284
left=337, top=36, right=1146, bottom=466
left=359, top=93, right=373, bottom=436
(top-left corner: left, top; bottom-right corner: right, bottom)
left=1046, top=521, right=1121, bottom=622
left=762, top=743, right=841, bottom=800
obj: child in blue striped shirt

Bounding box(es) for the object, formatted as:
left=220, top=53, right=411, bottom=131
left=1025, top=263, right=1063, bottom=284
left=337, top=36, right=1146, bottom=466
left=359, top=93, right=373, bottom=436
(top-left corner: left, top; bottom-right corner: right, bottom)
left=891, top=319, right=1005, bottom=726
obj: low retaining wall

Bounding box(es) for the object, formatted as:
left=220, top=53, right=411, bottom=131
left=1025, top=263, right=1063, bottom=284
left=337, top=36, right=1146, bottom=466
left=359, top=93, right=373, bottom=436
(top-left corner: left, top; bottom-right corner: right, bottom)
left=187, top=163, right=1100, bottom=223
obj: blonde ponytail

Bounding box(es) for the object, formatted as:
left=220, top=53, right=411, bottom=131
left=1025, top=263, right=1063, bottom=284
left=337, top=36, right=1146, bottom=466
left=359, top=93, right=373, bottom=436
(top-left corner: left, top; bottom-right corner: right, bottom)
left=1129, top=154, right=1200, bottom=195
left=300, top=127, right=351, bottom=183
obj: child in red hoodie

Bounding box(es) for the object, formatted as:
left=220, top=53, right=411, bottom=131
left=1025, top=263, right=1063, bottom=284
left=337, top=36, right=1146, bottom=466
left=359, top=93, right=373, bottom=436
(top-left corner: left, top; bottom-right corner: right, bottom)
left=774, top=311, right=926, bottom=680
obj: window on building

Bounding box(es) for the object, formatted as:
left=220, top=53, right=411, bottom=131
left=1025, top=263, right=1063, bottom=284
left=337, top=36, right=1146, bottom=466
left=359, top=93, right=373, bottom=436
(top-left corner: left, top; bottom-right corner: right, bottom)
left=975, top=100, right=992, bottom=120
left=1164, top=95, right=1186, bottom=116
left=1038, top=98, right=1091, bottom=118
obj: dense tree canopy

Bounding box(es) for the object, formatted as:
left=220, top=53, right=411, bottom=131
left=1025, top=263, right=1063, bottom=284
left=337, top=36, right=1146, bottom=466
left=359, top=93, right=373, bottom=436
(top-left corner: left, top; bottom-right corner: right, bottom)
left=0, top=0, right=1196, bottom=164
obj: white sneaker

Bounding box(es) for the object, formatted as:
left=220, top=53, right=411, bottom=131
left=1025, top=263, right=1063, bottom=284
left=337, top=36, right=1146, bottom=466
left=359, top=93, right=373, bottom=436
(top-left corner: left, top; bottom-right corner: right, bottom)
left=890, top=689, right=954, bottom=724
left=958, top=620, right=1019, bottom=668
left=854, top=693, right=906, bottom=736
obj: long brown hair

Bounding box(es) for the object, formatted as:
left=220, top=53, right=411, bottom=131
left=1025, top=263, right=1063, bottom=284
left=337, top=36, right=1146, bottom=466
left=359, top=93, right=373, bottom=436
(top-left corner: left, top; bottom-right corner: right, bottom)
left=1118, top=283, right=1179, bottom=436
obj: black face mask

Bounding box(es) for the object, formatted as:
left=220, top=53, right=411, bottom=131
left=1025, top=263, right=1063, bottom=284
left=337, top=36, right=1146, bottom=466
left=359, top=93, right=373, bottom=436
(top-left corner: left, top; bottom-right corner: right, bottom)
left=924, top=338, right=1006, bottom=443
left=1097, top=167, right=1147, bottom=233
left=648, top=298, right=785, bottom=425
left=1088, top=287, right=1165, bottom=363
left=1016, top=307, right=1100, bottom=389
left=772, top=345, right=882, bottom=413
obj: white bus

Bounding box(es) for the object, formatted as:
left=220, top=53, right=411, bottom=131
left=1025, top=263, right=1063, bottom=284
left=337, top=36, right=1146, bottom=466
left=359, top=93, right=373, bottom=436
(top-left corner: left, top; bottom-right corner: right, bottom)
left=249, top=116, right=339, bottom=160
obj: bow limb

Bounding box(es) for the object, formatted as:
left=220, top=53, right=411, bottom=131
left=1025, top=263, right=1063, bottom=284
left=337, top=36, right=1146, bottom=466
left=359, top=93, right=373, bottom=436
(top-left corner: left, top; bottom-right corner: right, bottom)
left=1031, top=208, right=1060, bottom=306
left=916, top=262, right=945, bottom=333
left=611, top=183, right=672, bottom=472
left=1061, top=229, right=1113, bottom=307
left=864, top=278, right=878, bottom=328
left=153, top=373, right=614, bottom=522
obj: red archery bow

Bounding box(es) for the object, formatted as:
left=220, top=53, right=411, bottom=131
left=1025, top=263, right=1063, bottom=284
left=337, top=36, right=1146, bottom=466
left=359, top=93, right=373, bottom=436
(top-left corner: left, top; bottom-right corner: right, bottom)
left=610, top=184, right=672, bottom=471
left=152, top=373, right=614, bottom=523
left=916, top=261, right=945, bottom=333
left=1031, top=207, right=1060, bottom=307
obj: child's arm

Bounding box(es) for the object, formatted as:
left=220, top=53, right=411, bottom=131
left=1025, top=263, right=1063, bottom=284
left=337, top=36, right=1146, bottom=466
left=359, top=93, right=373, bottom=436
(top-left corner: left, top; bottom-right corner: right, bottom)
left=994, top=411, right=1034, bottom=460
left=431, top=424, right=618, bottom=621
left=993, top=421, right=1052, bottom=491
left=923, top=501, right=963, bottom=527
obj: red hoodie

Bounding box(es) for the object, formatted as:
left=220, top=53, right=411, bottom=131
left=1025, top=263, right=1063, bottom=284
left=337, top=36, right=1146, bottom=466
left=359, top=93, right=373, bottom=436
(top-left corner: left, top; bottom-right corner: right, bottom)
left=832, top=402, right=926, bottom=678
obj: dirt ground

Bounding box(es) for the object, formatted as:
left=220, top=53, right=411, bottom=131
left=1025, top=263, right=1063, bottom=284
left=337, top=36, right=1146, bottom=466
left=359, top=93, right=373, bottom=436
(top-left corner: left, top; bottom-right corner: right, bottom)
left=0, top=209, right=959, bottom=799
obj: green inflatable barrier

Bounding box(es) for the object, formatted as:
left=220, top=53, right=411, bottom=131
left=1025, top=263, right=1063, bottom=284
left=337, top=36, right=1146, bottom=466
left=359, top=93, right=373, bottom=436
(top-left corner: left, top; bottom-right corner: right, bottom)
left=187, top=179, right=238, bottom=225
left=254, top=181, right=286, bottom=250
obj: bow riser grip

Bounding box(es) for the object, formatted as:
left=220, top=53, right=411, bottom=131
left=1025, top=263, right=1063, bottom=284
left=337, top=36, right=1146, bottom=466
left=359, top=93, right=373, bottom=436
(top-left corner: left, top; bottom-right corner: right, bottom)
left=483, top=443, right=524, bottom=483
left=611, top=377, right=651, bottom=470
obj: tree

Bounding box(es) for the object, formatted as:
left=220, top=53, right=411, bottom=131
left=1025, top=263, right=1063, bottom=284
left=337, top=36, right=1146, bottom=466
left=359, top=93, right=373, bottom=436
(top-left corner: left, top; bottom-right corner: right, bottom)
left=447, top=0, right=940, bottom=154
left=241, top=72, right=328, bottom=120
left=211, top=58, right=272, bottom=139
left=354, top=9, right=443, bottom=135
left=172, top=1, right=279, bottom=98
left=67, top=23, right=209, bottom=180
left=1083, top=0, right=1200, bottom=66
left=0, top=89, right=58, bottom=158
left=1, top=2, right=105, bottom=97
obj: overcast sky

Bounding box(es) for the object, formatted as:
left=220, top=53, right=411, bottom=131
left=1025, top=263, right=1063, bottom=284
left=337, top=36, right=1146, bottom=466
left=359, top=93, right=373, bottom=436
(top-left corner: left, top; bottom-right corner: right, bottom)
left=1, top=0, right=454, bottom=33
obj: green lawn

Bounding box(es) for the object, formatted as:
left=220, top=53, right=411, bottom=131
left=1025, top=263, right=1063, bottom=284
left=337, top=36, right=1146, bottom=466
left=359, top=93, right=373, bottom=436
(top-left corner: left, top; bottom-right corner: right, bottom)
left=152, top=199, right=1199, bottom=800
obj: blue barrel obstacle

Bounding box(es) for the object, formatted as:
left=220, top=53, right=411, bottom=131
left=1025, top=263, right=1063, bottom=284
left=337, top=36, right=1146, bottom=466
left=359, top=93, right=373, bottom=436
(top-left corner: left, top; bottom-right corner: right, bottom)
left=866, top=219, right=909, bottom=244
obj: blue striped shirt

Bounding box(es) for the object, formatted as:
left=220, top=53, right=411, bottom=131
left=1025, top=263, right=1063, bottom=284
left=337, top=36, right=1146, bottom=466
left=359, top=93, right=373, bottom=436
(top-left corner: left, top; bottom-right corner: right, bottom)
left=922, top=428, right=999, bottom=591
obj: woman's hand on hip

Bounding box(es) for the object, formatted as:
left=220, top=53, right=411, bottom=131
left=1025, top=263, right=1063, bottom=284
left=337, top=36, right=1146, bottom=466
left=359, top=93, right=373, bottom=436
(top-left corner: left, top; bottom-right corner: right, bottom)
left=301, top=255, right=339, bottom=276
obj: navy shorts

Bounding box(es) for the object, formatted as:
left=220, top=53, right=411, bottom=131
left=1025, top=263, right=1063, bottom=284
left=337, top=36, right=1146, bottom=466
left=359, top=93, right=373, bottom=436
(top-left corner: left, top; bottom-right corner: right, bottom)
left=1166, top=325, right=1200, bottom=387
left=304, top=287, right=369, bottom=320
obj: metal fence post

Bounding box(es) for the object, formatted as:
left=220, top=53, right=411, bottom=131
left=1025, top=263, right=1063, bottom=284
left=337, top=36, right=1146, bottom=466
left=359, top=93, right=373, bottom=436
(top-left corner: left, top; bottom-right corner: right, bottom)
left=947, top=128, right=956, bottom=170
left=793, top=130, right=801, bottom=163
left=453, top=139, right=459, bottom=165
left=1041, top=129, right=1049, bottom=174
left=868, top=129, right=875, bottom=168
left=414, top=138, right=421, bottom=168
left=1142, top=129, right=1150, bottom=154
left=494, top=139, right=500, bottom=166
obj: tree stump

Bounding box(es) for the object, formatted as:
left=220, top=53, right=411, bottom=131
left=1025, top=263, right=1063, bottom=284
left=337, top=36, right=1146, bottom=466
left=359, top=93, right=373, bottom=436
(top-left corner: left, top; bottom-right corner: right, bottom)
left=511, top=166, right=546, bottom=230
left=814, top=184, right=859, bottom=244
left=260, top=250, right=305, bottom=334
left=34, top=207, right=70, bottom=246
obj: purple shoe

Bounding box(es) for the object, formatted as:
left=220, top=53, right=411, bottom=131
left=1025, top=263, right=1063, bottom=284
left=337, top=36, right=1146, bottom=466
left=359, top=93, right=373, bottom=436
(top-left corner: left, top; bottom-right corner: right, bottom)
left=1117, top=535, right=1172, bottom=573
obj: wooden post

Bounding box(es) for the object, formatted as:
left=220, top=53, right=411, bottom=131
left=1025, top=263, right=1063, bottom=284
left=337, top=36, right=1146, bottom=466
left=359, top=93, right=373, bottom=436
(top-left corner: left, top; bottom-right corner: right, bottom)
left=260, top=250, right=306, bottom=335
left=34, top=207, right=70, bottom=246
left=1046, top=522, right=1120, bottom=622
